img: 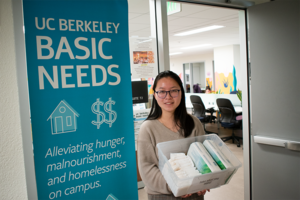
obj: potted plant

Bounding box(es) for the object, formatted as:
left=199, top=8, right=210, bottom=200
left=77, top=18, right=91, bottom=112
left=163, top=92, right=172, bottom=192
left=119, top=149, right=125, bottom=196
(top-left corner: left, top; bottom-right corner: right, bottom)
left=237, top=89, right=242, bottom=106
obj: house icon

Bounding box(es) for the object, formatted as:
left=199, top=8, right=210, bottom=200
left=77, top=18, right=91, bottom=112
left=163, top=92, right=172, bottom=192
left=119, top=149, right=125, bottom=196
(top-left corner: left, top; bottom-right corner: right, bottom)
left=47, top=100, right=79, bottom=135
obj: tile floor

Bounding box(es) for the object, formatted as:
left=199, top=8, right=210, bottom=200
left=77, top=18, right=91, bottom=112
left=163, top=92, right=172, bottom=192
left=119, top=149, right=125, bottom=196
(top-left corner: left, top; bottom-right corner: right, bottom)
left=138, top=122, right=244, bottom=200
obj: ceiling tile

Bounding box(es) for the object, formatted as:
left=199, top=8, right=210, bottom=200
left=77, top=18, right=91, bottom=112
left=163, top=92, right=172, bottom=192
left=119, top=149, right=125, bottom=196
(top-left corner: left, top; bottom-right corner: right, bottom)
left=168, top=16, right=181, bottom=21
left=188, top=7, right=239, bottom=20
left=170, top=20, right=222, bottom=33
left=168, top=17, right=208, bottom=27
left=128, top=2, right=241, bottom=55
left=168, top=25, right=184, bottom=32
left=219, top=19, right=239, bottom=28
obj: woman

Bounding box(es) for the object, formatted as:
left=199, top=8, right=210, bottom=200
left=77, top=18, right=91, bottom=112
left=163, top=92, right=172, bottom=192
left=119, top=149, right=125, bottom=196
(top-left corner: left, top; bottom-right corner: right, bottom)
left=137, top=71, right=209, bottom=200
left=205, top=86, right=212, bottom=94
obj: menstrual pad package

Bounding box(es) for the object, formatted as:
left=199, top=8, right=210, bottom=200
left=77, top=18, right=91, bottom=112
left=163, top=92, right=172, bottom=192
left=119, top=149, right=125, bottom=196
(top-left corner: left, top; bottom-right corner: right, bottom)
left=203, top=140, right=233, bottom=170
left=187, top=142, right=221, bottom=174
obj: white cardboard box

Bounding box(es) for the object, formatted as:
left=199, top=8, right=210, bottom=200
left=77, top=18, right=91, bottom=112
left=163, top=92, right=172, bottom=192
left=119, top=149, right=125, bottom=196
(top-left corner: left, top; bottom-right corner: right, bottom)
left=157, top=134, right=242, bottom=197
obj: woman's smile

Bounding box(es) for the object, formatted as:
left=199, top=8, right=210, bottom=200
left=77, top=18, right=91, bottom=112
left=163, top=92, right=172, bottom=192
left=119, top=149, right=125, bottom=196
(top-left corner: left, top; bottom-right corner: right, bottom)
left=154, top=77, right=181, bottom=115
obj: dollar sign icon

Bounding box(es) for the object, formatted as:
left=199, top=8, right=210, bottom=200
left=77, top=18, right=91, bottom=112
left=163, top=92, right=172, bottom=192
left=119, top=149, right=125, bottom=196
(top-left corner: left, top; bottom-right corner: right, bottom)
left=91, top=98, right=105, bottom=129
left=104, top=97, right=117, bottom=127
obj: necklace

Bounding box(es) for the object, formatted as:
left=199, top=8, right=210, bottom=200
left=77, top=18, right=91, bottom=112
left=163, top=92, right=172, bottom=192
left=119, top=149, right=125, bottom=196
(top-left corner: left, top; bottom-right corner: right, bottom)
left=159, top=118, right=179, bottom=133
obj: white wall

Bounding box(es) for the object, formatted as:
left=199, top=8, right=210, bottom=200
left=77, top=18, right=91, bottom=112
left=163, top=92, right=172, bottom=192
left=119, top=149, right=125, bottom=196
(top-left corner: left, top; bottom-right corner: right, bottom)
left=0, top=1, right=28, bottom=199
left=214, top=45, right=241, bottom=92
left=214, top=45, right=234, bottom=76
left=233, top=45, right=242, bottom=90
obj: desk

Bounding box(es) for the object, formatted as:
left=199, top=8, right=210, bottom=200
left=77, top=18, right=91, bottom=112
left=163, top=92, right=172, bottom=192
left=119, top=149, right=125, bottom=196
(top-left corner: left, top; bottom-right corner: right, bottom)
left=185, top=93, right=241, bottom=109
left=187, top=105, right=242, bottom=112
left=205, top=105, right=242, bottom=113
left=185, top=93, right=242, bottom=129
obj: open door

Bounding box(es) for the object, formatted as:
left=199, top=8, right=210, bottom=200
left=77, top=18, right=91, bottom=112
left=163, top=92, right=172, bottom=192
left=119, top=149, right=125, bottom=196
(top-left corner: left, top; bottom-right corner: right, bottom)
left=248, top=1, right=300, bottom=199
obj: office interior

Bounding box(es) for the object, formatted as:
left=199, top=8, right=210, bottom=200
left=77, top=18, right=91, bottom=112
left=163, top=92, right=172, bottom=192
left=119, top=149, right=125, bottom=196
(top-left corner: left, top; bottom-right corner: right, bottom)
left=129, top=1, right=246, bottom=199
left=1, top=0, right=299, bottom=200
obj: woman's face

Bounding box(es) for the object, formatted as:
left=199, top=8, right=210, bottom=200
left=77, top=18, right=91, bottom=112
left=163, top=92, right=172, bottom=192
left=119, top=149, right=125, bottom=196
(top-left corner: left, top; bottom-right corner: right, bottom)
left=154, top=77, right=182, bottom=115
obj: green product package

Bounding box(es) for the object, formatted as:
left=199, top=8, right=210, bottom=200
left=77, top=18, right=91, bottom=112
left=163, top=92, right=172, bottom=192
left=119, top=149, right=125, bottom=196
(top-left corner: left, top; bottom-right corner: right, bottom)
left=189, top=148, right=212, bottom=174
left=203, top=140, right=232, bottom=170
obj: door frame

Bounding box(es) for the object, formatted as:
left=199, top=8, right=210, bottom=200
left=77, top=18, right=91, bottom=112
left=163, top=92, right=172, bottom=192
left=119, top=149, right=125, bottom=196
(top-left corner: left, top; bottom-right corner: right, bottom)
left=12, top=0, right=253, bottom=199
left=183, top=61, right=206, bottom=93
left=191, top=62, right=205, bottom=90
left=183, top=63, right=190, bottom=93
left=155, top=1, right=252, bottom=200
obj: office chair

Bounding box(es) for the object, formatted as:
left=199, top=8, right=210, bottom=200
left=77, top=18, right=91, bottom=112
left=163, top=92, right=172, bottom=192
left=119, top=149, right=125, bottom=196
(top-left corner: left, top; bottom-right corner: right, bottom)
left=216, top=98, right=242, bottom=147
left=190, top=95, right=216, bottom=134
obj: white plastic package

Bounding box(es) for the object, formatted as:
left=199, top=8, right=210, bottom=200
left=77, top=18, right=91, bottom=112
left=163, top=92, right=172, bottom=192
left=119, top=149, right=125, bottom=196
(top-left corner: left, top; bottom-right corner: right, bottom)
left=168, top=153, right=201, bottom=178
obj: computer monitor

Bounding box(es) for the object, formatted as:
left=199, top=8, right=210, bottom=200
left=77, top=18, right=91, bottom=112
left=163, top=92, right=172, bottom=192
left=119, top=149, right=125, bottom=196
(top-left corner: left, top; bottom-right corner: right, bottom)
left=131, top=81, right=148, bottom=104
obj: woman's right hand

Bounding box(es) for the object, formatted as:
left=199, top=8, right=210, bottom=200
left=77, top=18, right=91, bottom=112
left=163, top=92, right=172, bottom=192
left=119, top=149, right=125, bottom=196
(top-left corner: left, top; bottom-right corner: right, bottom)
left=181, top=189, right=210, bottom=198
left=197, top=189, right=210, bottom=196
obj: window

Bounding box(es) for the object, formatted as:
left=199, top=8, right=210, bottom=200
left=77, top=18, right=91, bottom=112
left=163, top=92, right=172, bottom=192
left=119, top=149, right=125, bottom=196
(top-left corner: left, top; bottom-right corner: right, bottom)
left=66, top=116, right=72, bottom=126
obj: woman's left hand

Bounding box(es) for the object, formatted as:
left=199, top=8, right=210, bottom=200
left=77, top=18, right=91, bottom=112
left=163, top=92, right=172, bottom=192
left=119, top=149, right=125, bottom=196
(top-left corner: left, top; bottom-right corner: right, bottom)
left=197, top=189, right=210, bottom=196
left=181, top=194, right=192, bottom=198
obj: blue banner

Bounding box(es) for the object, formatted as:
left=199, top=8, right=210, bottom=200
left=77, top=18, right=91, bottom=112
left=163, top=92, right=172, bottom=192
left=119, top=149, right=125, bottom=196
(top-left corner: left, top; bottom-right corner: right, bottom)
left=22, top=0, right=138, bottom=199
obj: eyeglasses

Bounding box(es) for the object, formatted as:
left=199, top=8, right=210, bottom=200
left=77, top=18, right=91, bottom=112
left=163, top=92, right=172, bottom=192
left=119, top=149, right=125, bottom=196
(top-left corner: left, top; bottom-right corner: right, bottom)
left=155, top=89, right=181, bottom=99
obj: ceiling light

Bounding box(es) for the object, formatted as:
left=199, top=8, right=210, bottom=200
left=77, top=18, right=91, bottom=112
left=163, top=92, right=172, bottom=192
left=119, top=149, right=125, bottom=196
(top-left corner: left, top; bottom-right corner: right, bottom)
left=169, top=52, right=183, bottom=56
left=181, top=44, right=211, bottom=50
left=174, top=25, right=224, bottom=36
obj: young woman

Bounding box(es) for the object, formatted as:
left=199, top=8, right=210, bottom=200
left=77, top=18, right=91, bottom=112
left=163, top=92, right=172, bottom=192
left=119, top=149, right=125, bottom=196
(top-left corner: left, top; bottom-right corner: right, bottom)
left=137, top=71, right=209, bottom=200
left=205, top=86, right=212, bottom=94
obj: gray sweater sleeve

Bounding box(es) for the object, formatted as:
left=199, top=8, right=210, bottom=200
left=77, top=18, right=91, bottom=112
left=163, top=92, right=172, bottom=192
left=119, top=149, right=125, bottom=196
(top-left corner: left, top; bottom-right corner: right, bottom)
left=137, top=121, right=172, bottom=195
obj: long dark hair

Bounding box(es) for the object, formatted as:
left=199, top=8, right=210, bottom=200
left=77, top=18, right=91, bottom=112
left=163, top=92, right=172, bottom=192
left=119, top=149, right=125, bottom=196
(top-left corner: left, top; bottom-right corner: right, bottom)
left=146, top=70, right=195, bottom=137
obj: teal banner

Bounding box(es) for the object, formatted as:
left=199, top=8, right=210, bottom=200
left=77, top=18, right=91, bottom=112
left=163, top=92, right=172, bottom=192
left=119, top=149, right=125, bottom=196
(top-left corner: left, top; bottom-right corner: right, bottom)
left=22, top=0, right=138, bottom=199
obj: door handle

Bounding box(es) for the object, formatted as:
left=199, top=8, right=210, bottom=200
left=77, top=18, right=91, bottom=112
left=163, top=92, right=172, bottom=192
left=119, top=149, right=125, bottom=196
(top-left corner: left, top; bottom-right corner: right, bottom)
left=254, top=135, right=300, bottom=152
left=284, top=141, right=300, bottom=151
